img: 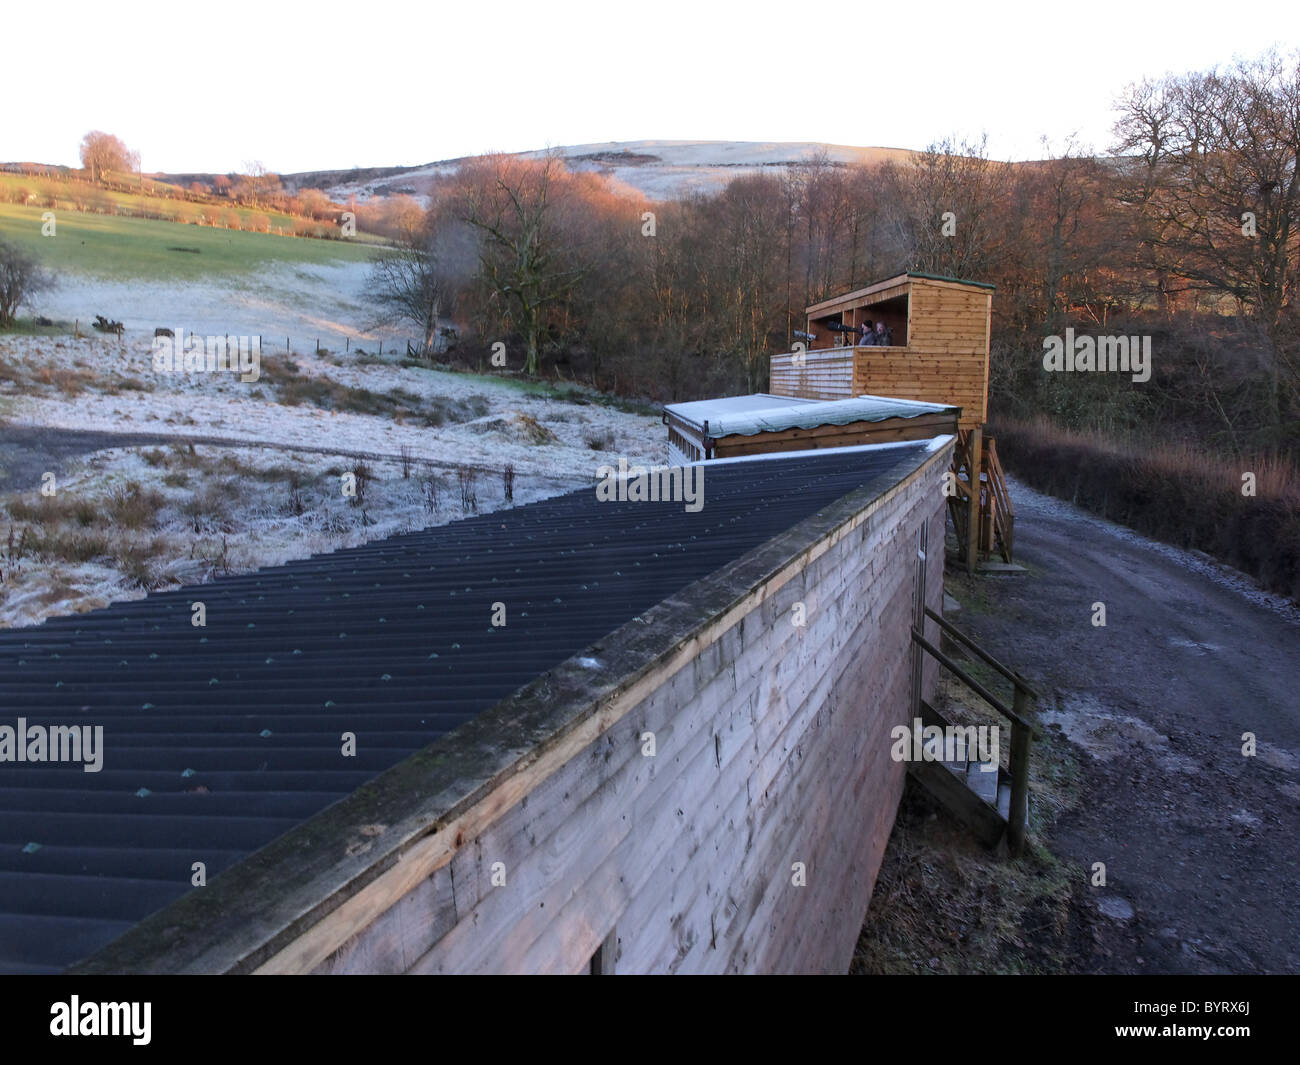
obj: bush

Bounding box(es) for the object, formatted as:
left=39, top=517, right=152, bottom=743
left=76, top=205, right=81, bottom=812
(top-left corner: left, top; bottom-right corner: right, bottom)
left=107, top=482, right=165, bottom=530
left=993, top=417, right=1300, bottom=603
left=585, top=427, right=616, bottom=451
left=0, top=236, right=57, bottom=328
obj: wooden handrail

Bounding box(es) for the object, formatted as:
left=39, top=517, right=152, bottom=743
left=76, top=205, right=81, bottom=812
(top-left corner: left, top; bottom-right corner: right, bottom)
left=923, top=606, right=1040, bottom=699
left=983, top=438, right=1015, bottom=561
left=910, top=628, right=1040, bottom=737
left=911, top=621, right=1038, bottom=856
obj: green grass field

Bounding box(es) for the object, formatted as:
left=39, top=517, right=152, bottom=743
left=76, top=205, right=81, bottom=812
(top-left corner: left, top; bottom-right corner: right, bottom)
left=0, top=172, right=391, bottom=243
left=0, top=203, right=385, bottom=281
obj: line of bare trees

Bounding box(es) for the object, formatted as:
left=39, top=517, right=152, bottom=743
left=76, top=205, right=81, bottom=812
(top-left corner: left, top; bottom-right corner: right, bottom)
left=366, top=49, right=1300, bottom=459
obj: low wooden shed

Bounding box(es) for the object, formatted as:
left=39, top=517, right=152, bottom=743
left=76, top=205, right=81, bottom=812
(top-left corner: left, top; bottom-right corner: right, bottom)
left=664, top=393, right=960, bottom=465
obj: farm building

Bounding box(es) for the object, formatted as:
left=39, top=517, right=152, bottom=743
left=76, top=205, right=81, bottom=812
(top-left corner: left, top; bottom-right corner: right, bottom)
left=0, top=438, right=979, bottom=975
left=664, top=393, right=960, bottom=465
left=769, top=272, right=1012, bottom=568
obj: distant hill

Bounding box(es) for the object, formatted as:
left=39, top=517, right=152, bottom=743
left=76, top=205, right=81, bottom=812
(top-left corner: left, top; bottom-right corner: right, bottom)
left=273, top=141, right=925, bottom=204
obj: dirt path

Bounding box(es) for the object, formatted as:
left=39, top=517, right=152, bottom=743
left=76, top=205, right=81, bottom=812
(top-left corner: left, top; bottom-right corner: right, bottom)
left=958, top=478, right=1300, bottom=973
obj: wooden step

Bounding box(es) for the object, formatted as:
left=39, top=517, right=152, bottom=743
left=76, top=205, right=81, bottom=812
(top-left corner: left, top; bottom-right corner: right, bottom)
left=907, top=756, right=1006, bottom=848
left=965, top=758, right=999, bottom=804
left=910, top=700, right=1009, bottom=849
left=909, top=702, right=1008, bottom=847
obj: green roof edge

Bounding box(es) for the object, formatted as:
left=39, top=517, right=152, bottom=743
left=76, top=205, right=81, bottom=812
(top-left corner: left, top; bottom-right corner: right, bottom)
left=906, top=271, right=997, bottom=291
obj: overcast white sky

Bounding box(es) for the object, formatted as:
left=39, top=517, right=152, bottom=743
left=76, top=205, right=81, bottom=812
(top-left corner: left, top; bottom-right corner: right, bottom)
left=5, top=0, right=1298, bottom=174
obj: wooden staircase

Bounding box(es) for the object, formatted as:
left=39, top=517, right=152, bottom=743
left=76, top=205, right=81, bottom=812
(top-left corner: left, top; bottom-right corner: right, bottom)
left=947, top=430, right=1014, bottom=565
left=908, top=698, right=1014, bottom=848
left=910, top=606, right=1040, bottom=855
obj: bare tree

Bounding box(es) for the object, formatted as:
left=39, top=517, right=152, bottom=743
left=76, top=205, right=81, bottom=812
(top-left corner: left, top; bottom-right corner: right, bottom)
left=880, top=134, right=1013, bottom=281
left=456, top=153, right=588, bottom=375
left=364, top=210, right=475, bottom=356
left=0, top=238, right=57, bottom=328
left=1113, top=50, right=1300, bottom=424
left=242, top=161, right=282, bottom=208
left=79, top=131, right=137, bottom=184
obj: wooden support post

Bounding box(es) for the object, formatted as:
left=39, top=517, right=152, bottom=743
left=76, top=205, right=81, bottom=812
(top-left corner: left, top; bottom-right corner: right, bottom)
left=966, top=426, right=982, bottom=575
left=1007, top=686, right=1032, bottom=857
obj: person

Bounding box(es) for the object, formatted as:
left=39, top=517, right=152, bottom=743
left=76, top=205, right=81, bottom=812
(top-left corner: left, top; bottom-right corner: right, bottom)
left=875, top=320, right=894, bottom=346
left=858, top=319, right=876, bottom=346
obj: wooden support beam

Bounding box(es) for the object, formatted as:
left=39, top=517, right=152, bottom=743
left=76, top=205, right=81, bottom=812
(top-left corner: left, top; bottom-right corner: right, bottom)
left=966, top=427, right=982, bottom=575
left=1007, top=687, right=1034, bottom=858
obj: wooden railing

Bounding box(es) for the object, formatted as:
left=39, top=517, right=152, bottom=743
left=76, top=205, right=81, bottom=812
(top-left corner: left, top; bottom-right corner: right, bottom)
left=983, top=437, right=1014, bottom=561
left=947, top=430, right=1014, bottom=565
left=911, top=605, right=1040, bottom=856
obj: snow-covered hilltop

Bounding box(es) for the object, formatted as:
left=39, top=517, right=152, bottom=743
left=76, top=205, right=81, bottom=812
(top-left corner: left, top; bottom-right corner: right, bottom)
left=298, top=140, right=920, bottom=205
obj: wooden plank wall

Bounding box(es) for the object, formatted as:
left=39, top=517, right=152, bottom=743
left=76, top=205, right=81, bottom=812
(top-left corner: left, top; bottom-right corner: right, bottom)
left=770, top=279, right=991, bottom=429
left=312, top=446, right=950, bottom=974
left=852, top=280, right=990, bottom=428
left=768, top=349, right=855, bottom=401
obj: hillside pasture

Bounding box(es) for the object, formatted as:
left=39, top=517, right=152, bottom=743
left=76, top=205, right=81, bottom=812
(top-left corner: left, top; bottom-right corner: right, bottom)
left=0, top=203, right=383, bottom=282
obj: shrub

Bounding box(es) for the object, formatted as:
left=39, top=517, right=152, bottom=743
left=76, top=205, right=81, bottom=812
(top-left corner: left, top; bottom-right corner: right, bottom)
left=107, top=481, right=165, bottom=530
left=993, top=416, right=1300, bottom=603
left=457, top=468, right=478, bottom=513
left=585, top=427, right=616, bottom=451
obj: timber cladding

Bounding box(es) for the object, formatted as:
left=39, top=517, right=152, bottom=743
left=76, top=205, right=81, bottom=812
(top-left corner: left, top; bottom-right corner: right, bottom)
left=769, top=349, right=855, bottom=401
left=76, top=442, right=952, bottom=975
left=712, top=412, right=960, bottom=458
left=868, top=280, right=990, bottom=426
left=770, top=274, right=993, bottom=430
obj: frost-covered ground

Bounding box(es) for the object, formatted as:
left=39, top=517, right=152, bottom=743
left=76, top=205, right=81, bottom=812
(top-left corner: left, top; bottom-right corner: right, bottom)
left=0, top=332, right=665, bottom=627
left=0, top=333, right=661, bottom=478
left=27, top=261, right=404, bottom=351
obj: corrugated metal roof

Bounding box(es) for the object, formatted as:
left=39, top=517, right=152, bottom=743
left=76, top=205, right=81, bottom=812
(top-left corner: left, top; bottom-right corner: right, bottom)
left=0, top=442, right=934, bottom=974
left=665, top=393, right=958, bottom=438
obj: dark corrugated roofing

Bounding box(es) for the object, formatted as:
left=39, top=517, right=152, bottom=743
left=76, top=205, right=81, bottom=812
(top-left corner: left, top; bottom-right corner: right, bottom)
left=0, top=442, right=933, bottom=974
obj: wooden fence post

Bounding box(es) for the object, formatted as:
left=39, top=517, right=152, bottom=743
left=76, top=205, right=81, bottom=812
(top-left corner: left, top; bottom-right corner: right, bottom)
left=1007, top=686, right=1032, bottom=857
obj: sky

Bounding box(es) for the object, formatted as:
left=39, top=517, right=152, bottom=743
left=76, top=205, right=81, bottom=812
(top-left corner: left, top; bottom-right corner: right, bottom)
left=5, top=0, right=1298, bottom=175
